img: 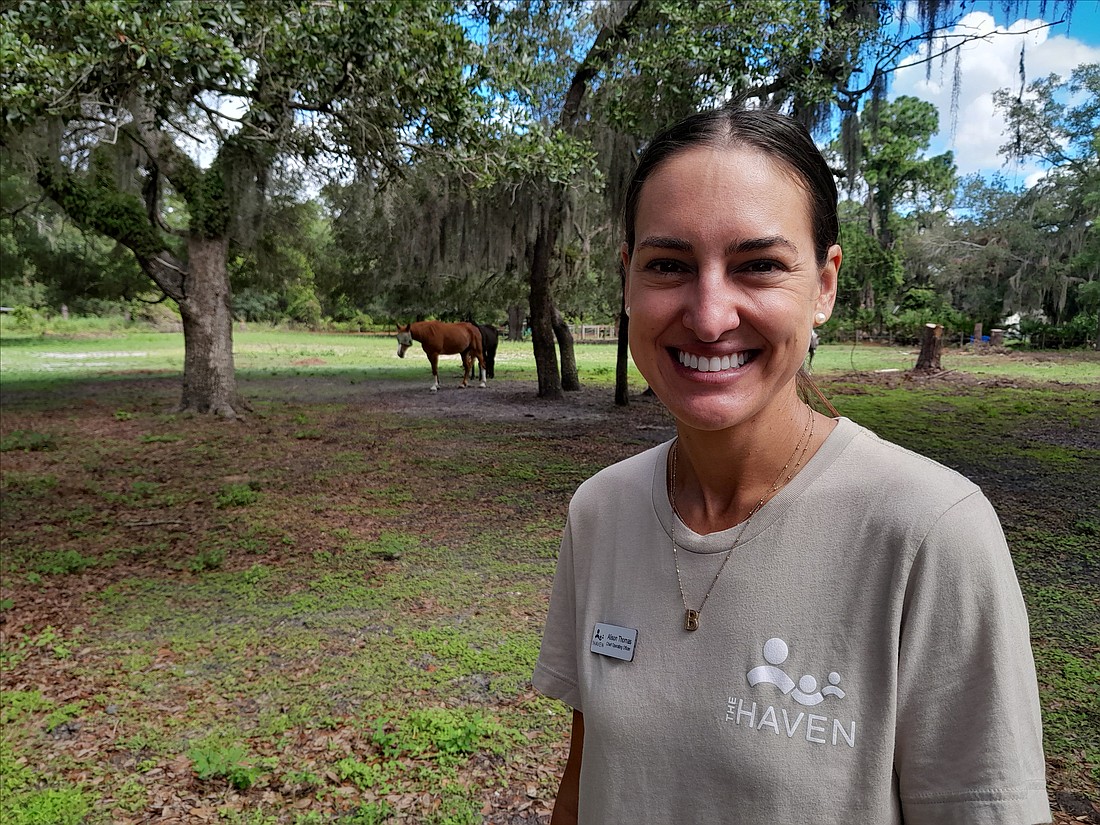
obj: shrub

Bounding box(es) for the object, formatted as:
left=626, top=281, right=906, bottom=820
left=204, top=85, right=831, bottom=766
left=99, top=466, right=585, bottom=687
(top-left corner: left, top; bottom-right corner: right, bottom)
left=1019, top=314, right=1098, bottom=349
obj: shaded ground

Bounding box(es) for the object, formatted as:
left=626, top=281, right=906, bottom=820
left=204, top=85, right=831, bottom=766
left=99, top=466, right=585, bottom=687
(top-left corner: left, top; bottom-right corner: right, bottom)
left=1, top=371, right=1097, bottom=823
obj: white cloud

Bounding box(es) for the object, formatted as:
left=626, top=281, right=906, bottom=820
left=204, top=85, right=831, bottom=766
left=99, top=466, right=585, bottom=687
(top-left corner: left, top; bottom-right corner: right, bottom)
left=889, top=11, right=1100, bottom=183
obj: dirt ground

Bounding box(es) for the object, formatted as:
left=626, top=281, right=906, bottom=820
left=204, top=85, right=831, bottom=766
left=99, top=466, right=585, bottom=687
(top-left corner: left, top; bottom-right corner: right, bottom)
left=2, top=370, right=1097, bottom=824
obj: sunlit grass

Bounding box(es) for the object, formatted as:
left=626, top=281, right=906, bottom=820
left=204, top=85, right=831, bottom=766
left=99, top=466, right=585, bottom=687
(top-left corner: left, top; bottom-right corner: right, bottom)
left=2, top=327, right=1097, bottom=387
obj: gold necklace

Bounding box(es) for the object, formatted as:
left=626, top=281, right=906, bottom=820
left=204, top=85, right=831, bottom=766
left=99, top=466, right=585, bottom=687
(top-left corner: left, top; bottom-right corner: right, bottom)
left=669, top=408, right=815, bottom=631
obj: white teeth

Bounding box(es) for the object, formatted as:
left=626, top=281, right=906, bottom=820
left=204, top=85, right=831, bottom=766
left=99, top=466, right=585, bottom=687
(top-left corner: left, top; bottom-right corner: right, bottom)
left=678, top=351, right=746, bottom=372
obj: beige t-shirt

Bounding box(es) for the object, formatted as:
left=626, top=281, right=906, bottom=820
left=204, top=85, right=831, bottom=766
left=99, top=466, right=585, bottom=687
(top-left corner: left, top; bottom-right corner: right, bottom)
left=534, top=418, right=1050, bottom=824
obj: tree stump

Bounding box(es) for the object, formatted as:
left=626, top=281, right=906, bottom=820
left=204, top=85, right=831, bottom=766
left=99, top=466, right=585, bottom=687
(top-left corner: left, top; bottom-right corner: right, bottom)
left=990, top=329, right=1004, bottom=347
left=914, top=323, right=944, bottom=371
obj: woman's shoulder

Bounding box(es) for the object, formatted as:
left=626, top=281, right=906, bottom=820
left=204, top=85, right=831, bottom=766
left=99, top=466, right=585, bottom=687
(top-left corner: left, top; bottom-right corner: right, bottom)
left=570, top=440, right=668, bottom=504
left=831, top=418, right=982, bottom=504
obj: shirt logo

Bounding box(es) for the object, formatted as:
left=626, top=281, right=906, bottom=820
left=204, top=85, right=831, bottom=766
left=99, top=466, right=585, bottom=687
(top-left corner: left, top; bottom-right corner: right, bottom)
left=747, top=637, right=846, bottom=706
left=724, top=636, right=857, bottom=749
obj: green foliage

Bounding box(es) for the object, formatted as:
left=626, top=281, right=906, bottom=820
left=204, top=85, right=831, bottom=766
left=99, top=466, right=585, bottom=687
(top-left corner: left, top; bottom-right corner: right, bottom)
left=42, top=702, right=84, bottom=733
left=371, top=707, right=515, bottom=766
left=9, top=305, right=44, bottom=331
left=343, top=801, right=396, bottom=825
left=30, top=626, right=77, bottom=659
left=0, top=164, right=149, bottom=308
left=334, top=756, right=397, bottom=792
left=836, top=203, right=904, bottom=325
left=0, top=690, right=51, bottom=725
left=232, top=286, right=284, bottom=323
left=215, top=482, right=261, bottom=508
left=0, top=429, right=56, bottom=452
left=188, top=546, right=226, bottom=573
left=0, top=787, right=93, bottom=825
left=1019, top=314, right=1098, bottom=349
left=188, top=741, right=261, bottom=790
left=857, top=96, right=956, bottom=221
left=978, top=65, right=1100, bottom=325
left=3, top=471, right=59, bottom=498
left=286, top=282, right=323, bottom=327
left=29, top=549, right=96, bottom=576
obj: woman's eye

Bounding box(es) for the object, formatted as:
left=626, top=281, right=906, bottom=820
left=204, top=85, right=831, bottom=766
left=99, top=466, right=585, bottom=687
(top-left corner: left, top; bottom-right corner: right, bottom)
left=745, top=260, right=782, bottom=273
left=646, top=259, right=688, bottom=274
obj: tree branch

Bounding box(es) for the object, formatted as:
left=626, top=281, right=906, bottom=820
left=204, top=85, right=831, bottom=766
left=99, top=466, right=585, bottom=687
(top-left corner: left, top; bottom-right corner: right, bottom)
left=839, top=20, right=1061, bottom=102
left=560, top=0, right=647, bottom=132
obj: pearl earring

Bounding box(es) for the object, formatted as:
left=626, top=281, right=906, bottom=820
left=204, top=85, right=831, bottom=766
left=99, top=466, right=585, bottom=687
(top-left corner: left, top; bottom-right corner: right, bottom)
left=814, top=312, right=827, bottom=325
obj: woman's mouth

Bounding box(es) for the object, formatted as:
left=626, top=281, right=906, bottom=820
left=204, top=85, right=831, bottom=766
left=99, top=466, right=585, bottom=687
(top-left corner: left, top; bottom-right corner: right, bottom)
left=675, top=349, right=754, bottom=373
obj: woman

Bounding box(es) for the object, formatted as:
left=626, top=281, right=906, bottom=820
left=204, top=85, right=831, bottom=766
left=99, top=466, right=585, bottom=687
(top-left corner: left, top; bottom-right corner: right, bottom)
left=533, top=106, right=1049, bottom=824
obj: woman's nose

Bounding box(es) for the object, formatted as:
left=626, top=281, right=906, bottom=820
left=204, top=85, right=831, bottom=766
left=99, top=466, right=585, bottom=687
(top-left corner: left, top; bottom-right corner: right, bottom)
left=684, top=272, right=739, bottom=342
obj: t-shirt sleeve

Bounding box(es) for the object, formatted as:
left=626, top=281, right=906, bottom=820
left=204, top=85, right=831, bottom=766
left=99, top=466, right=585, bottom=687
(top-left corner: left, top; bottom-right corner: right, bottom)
left=533, top=515, right=582, bottom=710
left=895, top=491, right=1050, bottom=825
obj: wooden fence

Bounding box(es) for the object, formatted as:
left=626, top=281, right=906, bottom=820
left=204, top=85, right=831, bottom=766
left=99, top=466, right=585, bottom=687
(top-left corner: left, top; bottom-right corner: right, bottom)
left=568, top=324, right=618, bottom=341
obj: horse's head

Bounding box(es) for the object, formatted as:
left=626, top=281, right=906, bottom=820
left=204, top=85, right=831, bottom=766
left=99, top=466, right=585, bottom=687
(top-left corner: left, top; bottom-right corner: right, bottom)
left=396, top=324, right=413, bottom=357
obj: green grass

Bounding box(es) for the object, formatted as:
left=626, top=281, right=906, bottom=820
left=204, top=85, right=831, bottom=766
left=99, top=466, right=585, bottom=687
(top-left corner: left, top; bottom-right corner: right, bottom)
left=3, top=327, right=1096, bottom=395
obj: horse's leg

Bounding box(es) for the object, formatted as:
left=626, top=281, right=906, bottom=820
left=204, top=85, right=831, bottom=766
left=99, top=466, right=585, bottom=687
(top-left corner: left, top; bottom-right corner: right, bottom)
left=428, top=352, right=440, bottom=392
left=476, top=345, right=487, bottom=388
left=459, top=350, right=470, bottom=388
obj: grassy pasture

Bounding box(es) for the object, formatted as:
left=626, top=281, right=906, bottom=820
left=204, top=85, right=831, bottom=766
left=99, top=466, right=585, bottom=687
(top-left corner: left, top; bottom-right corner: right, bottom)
left=2, top=323, right=1100, bottom=388
left=1, top=327, right=1098, bottom=824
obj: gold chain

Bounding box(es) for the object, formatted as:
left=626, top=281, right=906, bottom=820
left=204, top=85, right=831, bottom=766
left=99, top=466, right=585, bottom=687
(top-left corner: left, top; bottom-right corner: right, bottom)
left=669, top=408, right=815, bottom=631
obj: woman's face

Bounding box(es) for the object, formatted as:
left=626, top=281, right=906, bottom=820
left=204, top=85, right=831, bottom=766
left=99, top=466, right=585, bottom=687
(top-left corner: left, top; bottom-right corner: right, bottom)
left=623, top=145, right=840, bottom=433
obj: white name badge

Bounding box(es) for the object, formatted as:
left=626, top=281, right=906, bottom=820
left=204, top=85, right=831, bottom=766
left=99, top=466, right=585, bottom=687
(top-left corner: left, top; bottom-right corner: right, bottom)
left=590, top=623, right=638, bottom=662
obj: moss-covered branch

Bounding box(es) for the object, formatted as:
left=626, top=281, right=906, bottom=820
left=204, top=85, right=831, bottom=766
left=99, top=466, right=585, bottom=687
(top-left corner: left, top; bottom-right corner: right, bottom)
left=34, top=156, right=186, bottom=299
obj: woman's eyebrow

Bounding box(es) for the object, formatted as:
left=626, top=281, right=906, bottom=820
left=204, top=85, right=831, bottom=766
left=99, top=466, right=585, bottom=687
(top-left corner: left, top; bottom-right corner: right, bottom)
left=635, top=235, right=799, bottom=255
left=635, top=235, right=693, bottom=253
left=726, top=235, right=798, bottom=256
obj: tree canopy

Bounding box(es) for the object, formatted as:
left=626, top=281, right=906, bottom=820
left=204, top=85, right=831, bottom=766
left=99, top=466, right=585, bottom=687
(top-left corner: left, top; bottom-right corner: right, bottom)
left=2, top=0, right=1095, bottom=415
left=1, top=0, right=488, bottom=415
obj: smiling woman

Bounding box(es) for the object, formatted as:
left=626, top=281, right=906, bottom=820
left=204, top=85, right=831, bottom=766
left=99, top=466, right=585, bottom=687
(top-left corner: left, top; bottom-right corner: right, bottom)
left=623, top=143, right=839, bottom=440
left=533, top=105, right=1051, bottom=825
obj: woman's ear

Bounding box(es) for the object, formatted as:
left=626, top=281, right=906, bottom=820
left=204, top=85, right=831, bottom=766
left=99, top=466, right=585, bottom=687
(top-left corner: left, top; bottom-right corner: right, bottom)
left=815, top=243, right=841, bottom=320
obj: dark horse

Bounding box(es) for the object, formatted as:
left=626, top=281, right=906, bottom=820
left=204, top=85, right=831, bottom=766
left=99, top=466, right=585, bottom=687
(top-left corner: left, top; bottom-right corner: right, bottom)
left=474, top=323, right=499, bottom=381
left=396, top=321, right=487, bottom=392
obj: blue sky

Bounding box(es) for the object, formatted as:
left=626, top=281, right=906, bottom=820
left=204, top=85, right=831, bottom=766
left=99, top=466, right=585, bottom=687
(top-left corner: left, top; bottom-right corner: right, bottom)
left=887, top=0, right=1100, bottom=186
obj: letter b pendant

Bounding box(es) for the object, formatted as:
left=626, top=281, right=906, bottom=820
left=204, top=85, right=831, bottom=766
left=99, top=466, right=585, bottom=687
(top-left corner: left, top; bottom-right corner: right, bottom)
left=684, top=609, right=700, bottom=631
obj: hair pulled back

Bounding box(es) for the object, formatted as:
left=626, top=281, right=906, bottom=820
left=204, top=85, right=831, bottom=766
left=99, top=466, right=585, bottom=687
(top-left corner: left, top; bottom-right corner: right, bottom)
left=623, top=106, right=839, bottom=266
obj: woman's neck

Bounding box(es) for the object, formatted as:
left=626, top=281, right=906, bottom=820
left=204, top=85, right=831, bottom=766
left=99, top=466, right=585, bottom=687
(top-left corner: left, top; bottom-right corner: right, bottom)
left=671, top=400, right=835, bottom=534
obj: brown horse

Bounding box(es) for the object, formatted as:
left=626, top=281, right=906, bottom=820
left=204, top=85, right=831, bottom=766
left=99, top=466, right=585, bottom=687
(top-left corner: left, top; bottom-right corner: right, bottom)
left=396, top=321, right=487, bottom=392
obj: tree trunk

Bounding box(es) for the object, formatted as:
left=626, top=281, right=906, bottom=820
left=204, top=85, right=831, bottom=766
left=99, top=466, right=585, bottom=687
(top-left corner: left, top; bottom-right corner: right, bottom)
left=914, top=323, right=943, bottom=371
left=177, top=235, right=248, bottom=417
left=615, top=261, right=630, bottom=406
left=529, top=202, right=562, bottom=399
left=32, top=156, right=246, bottom=419
left=552, top=306, right=580, bottom=391
left=507, top=304, right=525, bottom=341
left=615, top=307, right=631, bottom=406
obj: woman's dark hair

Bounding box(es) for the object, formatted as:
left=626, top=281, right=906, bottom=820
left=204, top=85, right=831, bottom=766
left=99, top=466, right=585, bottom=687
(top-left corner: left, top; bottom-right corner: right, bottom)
left=623, top=105, right=840, bottom=265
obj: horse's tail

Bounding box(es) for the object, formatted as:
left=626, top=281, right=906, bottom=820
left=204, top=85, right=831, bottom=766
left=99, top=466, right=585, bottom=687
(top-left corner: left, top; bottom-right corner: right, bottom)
left=477, top=324, right=499, bottom=379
